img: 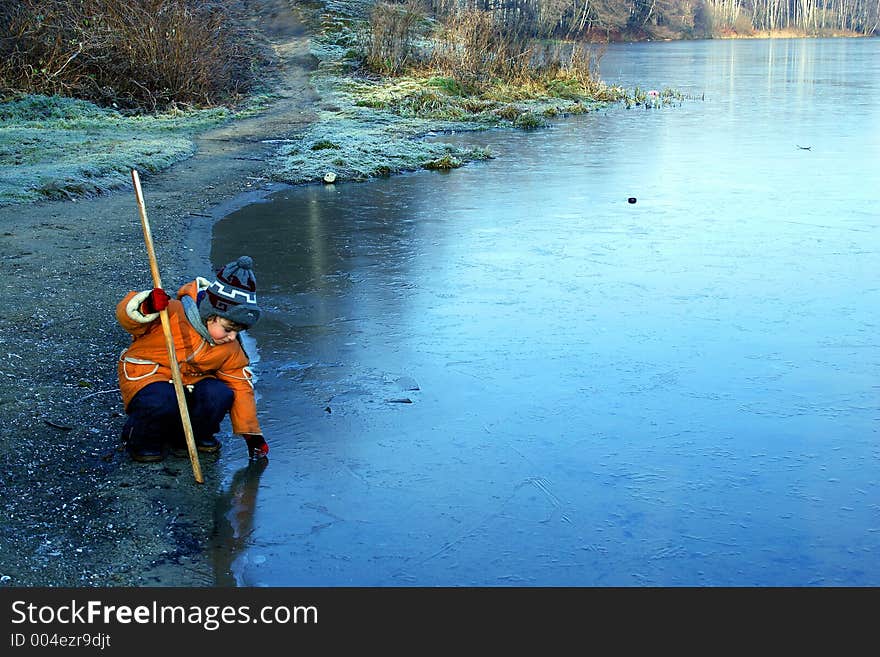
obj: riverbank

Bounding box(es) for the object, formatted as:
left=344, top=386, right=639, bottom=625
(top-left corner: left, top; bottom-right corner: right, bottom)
left=0, top=1, right=642, bottom=205
left=0, top=0, right=319, bottom=587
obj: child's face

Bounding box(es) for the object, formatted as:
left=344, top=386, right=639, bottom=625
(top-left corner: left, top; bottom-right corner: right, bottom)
left=207, top=317, right=243, bottom=344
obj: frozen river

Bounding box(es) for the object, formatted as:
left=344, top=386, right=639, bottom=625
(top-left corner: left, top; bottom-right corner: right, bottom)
left=209, top=37, right=880, bottom=586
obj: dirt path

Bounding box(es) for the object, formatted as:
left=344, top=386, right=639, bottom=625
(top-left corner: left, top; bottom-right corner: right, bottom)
left=0, top=0, right=320, bottom=587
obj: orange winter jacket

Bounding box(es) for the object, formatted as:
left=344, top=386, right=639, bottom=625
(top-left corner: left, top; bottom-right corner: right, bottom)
left=116, top=278, right=261, bottom=435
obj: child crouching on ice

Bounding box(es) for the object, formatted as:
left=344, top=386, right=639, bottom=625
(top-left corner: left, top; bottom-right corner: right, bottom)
left=117, top=255, right=269, bottom=463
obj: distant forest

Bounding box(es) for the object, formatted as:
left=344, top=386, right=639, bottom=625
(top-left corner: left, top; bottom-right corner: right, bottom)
left=427, top=0, right=880, bottom=38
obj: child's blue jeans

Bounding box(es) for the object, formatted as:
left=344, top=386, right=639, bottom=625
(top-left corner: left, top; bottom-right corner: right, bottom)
left=123, top=378, right=234, bottom=447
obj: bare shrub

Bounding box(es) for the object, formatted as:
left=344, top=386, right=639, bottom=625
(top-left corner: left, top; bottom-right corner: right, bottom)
left=429, top=9, right=534, bottom=85
left=561, top=41, right=606, bottom=87
left=534, top=39, right=611, bottom=97
left=732, top=14, right=755, bottom=35
left=427, top=9, right=612, bottom=98
left=363, top=1, right=428, bottom=76
left=0, top=0, right=263, bottom=111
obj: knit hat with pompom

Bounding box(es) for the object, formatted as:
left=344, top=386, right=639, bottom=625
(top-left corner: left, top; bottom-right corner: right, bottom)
left=198, top=255, right=261, bottom=328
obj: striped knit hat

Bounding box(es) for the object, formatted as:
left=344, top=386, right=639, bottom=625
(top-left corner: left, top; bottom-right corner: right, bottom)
left=198, top=255, right=261, bottom=328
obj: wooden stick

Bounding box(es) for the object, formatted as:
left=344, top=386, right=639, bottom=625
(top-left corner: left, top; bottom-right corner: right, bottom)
left=130, top=169, right=204, bottom=484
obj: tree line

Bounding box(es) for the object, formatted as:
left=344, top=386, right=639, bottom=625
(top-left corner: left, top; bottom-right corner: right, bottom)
left=426, top=0, right=879, bottom=38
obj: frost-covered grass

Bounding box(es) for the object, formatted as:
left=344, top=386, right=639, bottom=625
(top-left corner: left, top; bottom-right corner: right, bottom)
left=0, top=95, right=234, bottom=205
left=266, top=0, right=653, bottom=186
left=271, top=108, right=492, bottom=183
left=272, top=66, right=613, bottom=185
left=269, top=64, right=496, bottom=184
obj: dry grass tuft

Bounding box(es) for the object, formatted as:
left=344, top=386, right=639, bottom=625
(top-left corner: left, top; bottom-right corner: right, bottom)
left=0, top=0, right=264, bottom=111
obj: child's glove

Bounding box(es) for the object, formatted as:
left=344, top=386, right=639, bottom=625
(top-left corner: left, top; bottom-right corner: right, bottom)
left=142, top=288, right=170, bottom=314
left=244, top=434, right=269, bottom=460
